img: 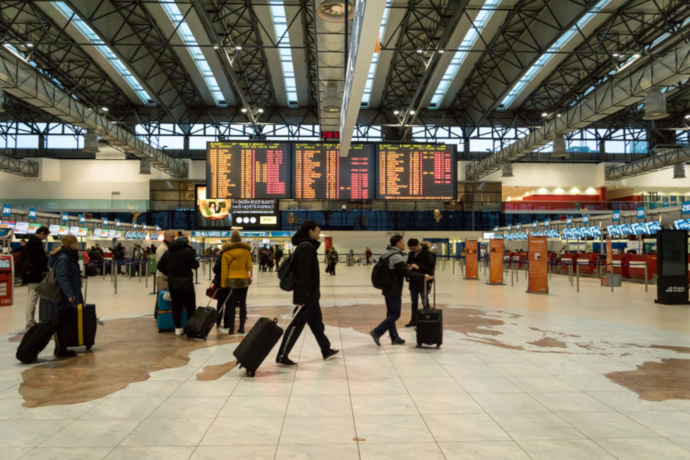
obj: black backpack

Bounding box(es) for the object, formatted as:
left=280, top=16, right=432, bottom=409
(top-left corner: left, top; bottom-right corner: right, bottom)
left=371, top=255, right=393, bottom=290
left=277, top=242, right=309, bottom=292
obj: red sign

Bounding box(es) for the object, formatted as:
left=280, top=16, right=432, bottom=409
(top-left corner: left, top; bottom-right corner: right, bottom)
left=0, top=255, right=14, bottom=306
left=321, top=131, right=340, bottom=140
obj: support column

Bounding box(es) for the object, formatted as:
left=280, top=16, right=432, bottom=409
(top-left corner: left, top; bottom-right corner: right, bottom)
left=38, top=134, right=45, bottom=155
left=464, top=138, right=471, bottom=159
left=183, top=136, right=190, bottom=158
left=599, top=139, right=606, bottom=162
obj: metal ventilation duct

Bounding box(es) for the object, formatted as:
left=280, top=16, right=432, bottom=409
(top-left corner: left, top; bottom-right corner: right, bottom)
left=642, top=87, right=669, bottom=120
left=0, top=50, right=188, bottom=178
left=674, top=163, right=685, bottom=179
left=466, top=41, right=690, bottom=180
left=314, top=0, right=352, bottom=133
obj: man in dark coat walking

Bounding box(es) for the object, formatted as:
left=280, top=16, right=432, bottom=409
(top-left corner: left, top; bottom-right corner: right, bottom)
left=20, top=227, right=49, bottom=329
left=275, top=221, right=339, bottom=366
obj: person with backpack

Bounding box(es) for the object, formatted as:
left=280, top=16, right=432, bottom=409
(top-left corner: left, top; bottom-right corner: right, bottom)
left=404, top=238, right=435, bottom=328
left=218, top=230, right=252, bottom=334
left=276, top=221, right=339, bottom=366
left=370, top=235, right=432, bottom=347
left=326, top=247, right=339, bottom=275
left=157, top=235, right=200, bottom=336
left=20, top=227, right=49, bottom=329
left=113, top=243, right=126, bottom=274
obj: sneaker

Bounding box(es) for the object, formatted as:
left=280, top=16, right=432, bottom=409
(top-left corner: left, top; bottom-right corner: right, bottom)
left=369, top=330, right=381, bottom=347
left=404, top=320, right=415, bottom=328
left=276, top=357, right=298, bottom=367
left=218, top=328, right=231, bottom=334
left=323, top=349, right=340, bottom=361
left=55, top=348, right=77, bottom=358
left=175, top=328, right=184, bottom=336
left=391, top=338, right=406, bottom=346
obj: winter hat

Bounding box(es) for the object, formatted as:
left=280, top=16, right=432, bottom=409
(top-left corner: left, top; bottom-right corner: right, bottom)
left=231, top=229, right=241, bottom=242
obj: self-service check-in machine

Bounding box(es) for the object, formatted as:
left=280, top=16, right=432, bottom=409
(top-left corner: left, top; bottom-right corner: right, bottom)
left=0, top=228, right=15, bottom=306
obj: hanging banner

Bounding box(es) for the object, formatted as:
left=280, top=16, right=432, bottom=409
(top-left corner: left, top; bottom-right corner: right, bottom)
left=488, top=238, right=504, bottom=285
left=465, top=238, right=479, bottom=280
left=583, top=215, right=589, bottom=225
left=2, top=204, right=11, bottom=218
left=79, top=214, right=86, bottom=225
left=115, top=219, right=120, bottom=228
left=566, top=216, right=572, bottom=226
left=103, top=218, right=108, bottom=227
left=29, top=207, right=36, bottom=220
left=527, top=236, right=548, bottom=294
left=61, top=213, right=68, bottom=223
left=545, top=219, right=550, bottom=228
left=637, top=207, right=645, bottom=219
left=613, top=210, right=620, bottom=221
left=533, top=222, right=537, bottom=229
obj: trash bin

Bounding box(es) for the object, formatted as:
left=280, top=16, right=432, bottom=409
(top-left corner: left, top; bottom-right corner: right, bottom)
left=347, top=254, right=354, bottom=266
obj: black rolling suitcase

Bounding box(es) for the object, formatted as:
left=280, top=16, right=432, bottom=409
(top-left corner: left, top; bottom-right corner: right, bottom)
left=16, top=322, right=57, bottom=364
left=233, top=307, right=300, bottom=377
left=56, top=304, right=97, bottom=350
left=415, top=280, right=442, bottom=349
left=184, top=290, right=226, bottom=340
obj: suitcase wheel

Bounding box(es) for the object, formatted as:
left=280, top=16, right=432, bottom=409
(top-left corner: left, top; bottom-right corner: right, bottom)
left=416, top=343, right=422, bottom=349
left=436, top=345, right=441, bottom=349
left=86, top=345, right=92, bottom=351
left=246, top=370, right=255, bottom=377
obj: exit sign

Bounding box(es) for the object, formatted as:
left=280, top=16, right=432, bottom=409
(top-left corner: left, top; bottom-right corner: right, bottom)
left=321, top=131, right=340, bottom=140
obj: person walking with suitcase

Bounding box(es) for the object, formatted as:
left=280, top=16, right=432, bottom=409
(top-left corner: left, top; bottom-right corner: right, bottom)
left=19, top=226, right=49, bottom=330
left=276, top=221, right=339, bottom=366
left=370, top=235, right=432, bottom=347
left=157, top=235, right=200, bottom=336
left=404, top=238, right=435, bottom=328
left=49, top=235, right=83, bottom=358
left=219, top=230, right=252, bottom=335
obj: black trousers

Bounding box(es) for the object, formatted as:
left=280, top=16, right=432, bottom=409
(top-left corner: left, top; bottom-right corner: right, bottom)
left=227, top=287, right=248, bottom=330
left=276, top=302, right=331, bottom=361
left=216, top=288, right=230, bottom=327
left=170, top=288, right=196, bottom=328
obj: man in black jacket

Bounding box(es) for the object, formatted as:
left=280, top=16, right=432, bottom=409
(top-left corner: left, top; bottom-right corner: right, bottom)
left=370, top=235, right=433, bottom=346
left=404, top=238, right=435, bottom=327
left=158, top=236, right=200, bottom=335
left=276, top=221, right=339, bottom=366
left=21, top=227, right=49, bottom=329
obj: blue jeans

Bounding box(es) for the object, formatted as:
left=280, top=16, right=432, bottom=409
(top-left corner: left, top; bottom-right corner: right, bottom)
left=374, top=296, right=402, bottom=341
left=410, top=289, right=427, bottom=320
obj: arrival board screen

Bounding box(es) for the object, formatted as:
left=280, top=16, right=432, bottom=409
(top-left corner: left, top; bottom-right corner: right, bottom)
left=377, top=144, right=455, bottom=200
left=206, top=142, right=290, bottom=199
left=294, top=143, right=374, bottom=200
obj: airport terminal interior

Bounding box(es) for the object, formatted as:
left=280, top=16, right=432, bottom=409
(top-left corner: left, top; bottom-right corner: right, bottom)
left=2, top=0, right=690, bottom=459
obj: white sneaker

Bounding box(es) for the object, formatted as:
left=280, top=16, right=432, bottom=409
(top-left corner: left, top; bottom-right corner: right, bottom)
left=175, top=328, right=184, bottom=336
left=219, top=328, right=230, bottom=334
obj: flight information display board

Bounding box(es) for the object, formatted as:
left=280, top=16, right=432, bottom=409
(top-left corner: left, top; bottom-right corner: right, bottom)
left=377, top=144, right=455, bottom=200
left=206, top=142, right=290, bottom=199
left=294, top=143, right=374, bottom=200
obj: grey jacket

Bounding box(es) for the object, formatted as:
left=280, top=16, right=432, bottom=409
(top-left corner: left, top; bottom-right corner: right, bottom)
left=381, top=246, right=424, bottom=297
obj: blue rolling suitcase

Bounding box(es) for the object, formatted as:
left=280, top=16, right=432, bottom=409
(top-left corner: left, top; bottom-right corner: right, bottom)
left=157, top=290, right=187, bottom=332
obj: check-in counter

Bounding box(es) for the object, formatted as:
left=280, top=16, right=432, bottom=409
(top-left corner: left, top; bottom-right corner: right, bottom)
left=576, top=253, right=600, bottom=275
left=561, top=254, right=577, bottom=273
left=628, top=254, right=657, bottom=280
left=612, top=254, right=629, bottom=278
left=512, top=251, right=527, bottom=268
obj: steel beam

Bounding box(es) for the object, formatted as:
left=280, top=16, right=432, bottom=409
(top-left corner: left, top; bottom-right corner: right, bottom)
left=0, top=49, right=188, bottom=177
left=465, top=41, right=690, bottom=180
left=606, top=147, right=690, bottom=180
left=0, top=154, right=39, bottom=177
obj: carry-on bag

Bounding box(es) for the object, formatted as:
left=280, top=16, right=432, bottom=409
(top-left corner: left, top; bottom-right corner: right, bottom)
left=16, top=322, right=57, bottom=364
left=183, top=287, right=226, bottom=340
left=156, top=290, right=187, bottom=332
left=233, top=306, right=301, bottom=377
left=415, top=279, right=442, bottom=349
left=56, top=304, right=98, bottom=350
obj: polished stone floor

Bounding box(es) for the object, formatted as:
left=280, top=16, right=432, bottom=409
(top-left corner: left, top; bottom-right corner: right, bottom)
left=0, top=263, right=689, bottom=459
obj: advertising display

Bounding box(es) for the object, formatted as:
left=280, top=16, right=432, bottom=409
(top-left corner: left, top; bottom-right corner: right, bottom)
left=465, top=238, right=479, bottom=280
left=232, top=199, right=278, bottom=229
left=607, top=225, right=622, bottom=237
left=294, top=143, right=374, bottom=199
left=656, top=230, right=689, bottom=305
left=58, top=226, right=70, bottom=236
left=571, top=228, right=582, bottom=239
left=1, top=221, right=15, bottom=230
left=0, top=255, right=13, bottom=306
left=196, top=185, right=232, bottom=229
left=581, top=227, right=593, bottom=238
left=377, top=144, right=456, bottom=200
left=206, top=141, right=290, bottom=199
left=13, top=222, right=29, bottom=234
left=563, top=228, right=574, bottom=239
left=527, top=236, right=548, bottom=294
left=28, top=223, right=42, bottom=234
left=488, top=238, right=504, bottom=285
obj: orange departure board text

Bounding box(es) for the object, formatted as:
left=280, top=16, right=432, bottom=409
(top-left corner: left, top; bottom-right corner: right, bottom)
left=377, top=144, right=455, bottom=200
left=294, top=143, right=374, bottom=200
left=206, top=142, right=290, bottom=199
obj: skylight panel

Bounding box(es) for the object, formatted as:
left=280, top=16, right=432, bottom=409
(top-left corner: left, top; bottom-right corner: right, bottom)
left=361, top=1, right=392, bottom=107
left=269, top=1, right=298, bottom=106
left=159, top=1, right=226, bottom=106
left=428, top=0, right=501, bottom=109
left=53, top=2, right=153, bottom=105
left=498, top=0, right=611, bottom=110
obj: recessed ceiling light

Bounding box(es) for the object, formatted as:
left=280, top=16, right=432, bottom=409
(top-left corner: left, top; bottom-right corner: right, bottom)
left=26, top=43, right=33, bottom=48
left=241, top=108, right=247, bottom=113
left=541, top=112, right=548, bottom=117
left=410, top=110, right=416, bottom=115
left=213, top=45, right=219, bottom=50
left=393, top=110, right=400, bottom=115
left=417, top=49, right=423, bottom=54
left=613, top=53, right=619, bottom=57
left=102, top=107, right=108, bottom=112
left=557, top=113, right=562, bottom=117
left=438, top=50, right=444, bottom=54
left=685, top=114, right=690, bottom=119
left=235, top=46, right=242, bottom=50
left=258, top=108, right=264, bottom=113
left=633, top=53, right=640, bottom=58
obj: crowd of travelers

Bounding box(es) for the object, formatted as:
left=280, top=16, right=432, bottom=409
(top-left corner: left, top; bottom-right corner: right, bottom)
left=16, top=219, right=435, bottom=368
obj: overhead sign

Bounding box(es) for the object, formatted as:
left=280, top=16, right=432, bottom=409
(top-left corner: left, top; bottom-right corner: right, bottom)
left=682, top=202, right=690, bottom=215
left=533, top=222, right=537, bottom=229
left=2, top=204, right=10, bottom=218
left=115, top=219, right=120, bottom=228
left=613, top=210, right=620, bottom=222
left=583, top=215, right=589, bottom=224
left=517, top=223, right=521, bottom=231
left=79, top=214, right=86, bottom=225
left=637, top=207, right=645, bottom=219
left=61, top=213, right=68, bottom=223
left=545, top=219, right=550, bottom=228
left=103, top=218, right=108, bottom=227
left=29, top=207, right=36, bottom=220
left=566, top=216, right=572, bottom=226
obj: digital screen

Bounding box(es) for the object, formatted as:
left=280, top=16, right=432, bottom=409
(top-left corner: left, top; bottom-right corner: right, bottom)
left=232, top=199, right=278, bottom=229
left=196, top=185, right=232, bottom=229
left=14, top=222, right=29, bottom=234
left=206, top=141, right=290, bottom=199
left=673, top=219, right=690, bottom=230
left=93, top=228, right=102, bottom=238
left=607, top=225, right=622, bottom=237
left=58, top=226, right=69, bottom=236
left=591, top=227, right=602, bottom=238
left=377, top=144, right=455, bottom=200
left=108, top=229, right=117, bottom=238
left=548, top=230, right=559, bottom=239
left=646, top=221, right=662, bottom=234
left=661, top=231, right=686, bottom=276
left=1, top=221, right=15, bottom=229
left=632, top=223, right=647, bottom=235
left=571, top=228, right=582, bottom=238
left=28, top=223, right=42, bottom=234
left=69, top=226, right=80, bottom=236
left=563, top=228, right=573, bottom=239
left=483, top=232, right=495, bottom=239
left=321, top=131, right=340, bottom=140
left=0, top=259, right=9, bottom=269
left=294, top=143, right=374, bottom=199
left=620, top=224, right=634, bottom=236
left=114, top=230, right=122, bottom=239
left=49, top=224, right=60, bottom=235
left=78, top=227, right=88, bottom=237
left=581, top=227, right=592, bottom=238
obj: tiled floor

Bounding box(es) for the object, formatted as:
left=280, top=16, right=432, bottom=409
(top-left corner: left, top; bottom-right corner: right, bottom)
left=0, top=263, right=689, bottom=459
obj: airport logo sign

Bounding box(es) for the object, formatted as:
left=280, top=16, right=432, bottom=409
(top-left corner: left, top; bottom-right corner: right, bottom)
left=545, top=219, right=550, bottom=228
left=2, top=204, right=10, bottom=218
left=29, top=207, right=36, bottom=220
left=533, top=222, right=537, bottom=228
left=79, top=214, right=85, bottom=225
left=583, top=215, right=589, bottom=224
left=566, top=217, right=572, bottom=226
left=613, top=210, right=620, bottom=222
left=683, top=201, right=690, bottom=215
left=637, top=207, right=645, bottom=219
left=61, top=213, right=68, bottom=223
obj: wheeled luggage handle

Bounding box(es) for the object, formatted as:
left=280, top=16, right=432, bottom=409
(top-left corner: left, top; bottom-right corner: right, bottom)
left=279, top=305, right=302, bottom=328
left=424, top=278, right=436, bottom=310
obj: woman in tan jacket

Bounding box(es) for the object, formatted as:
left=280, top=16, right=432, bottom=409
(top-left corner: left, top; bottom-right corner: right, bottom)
left=219, top=230, right=253, bottom=334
